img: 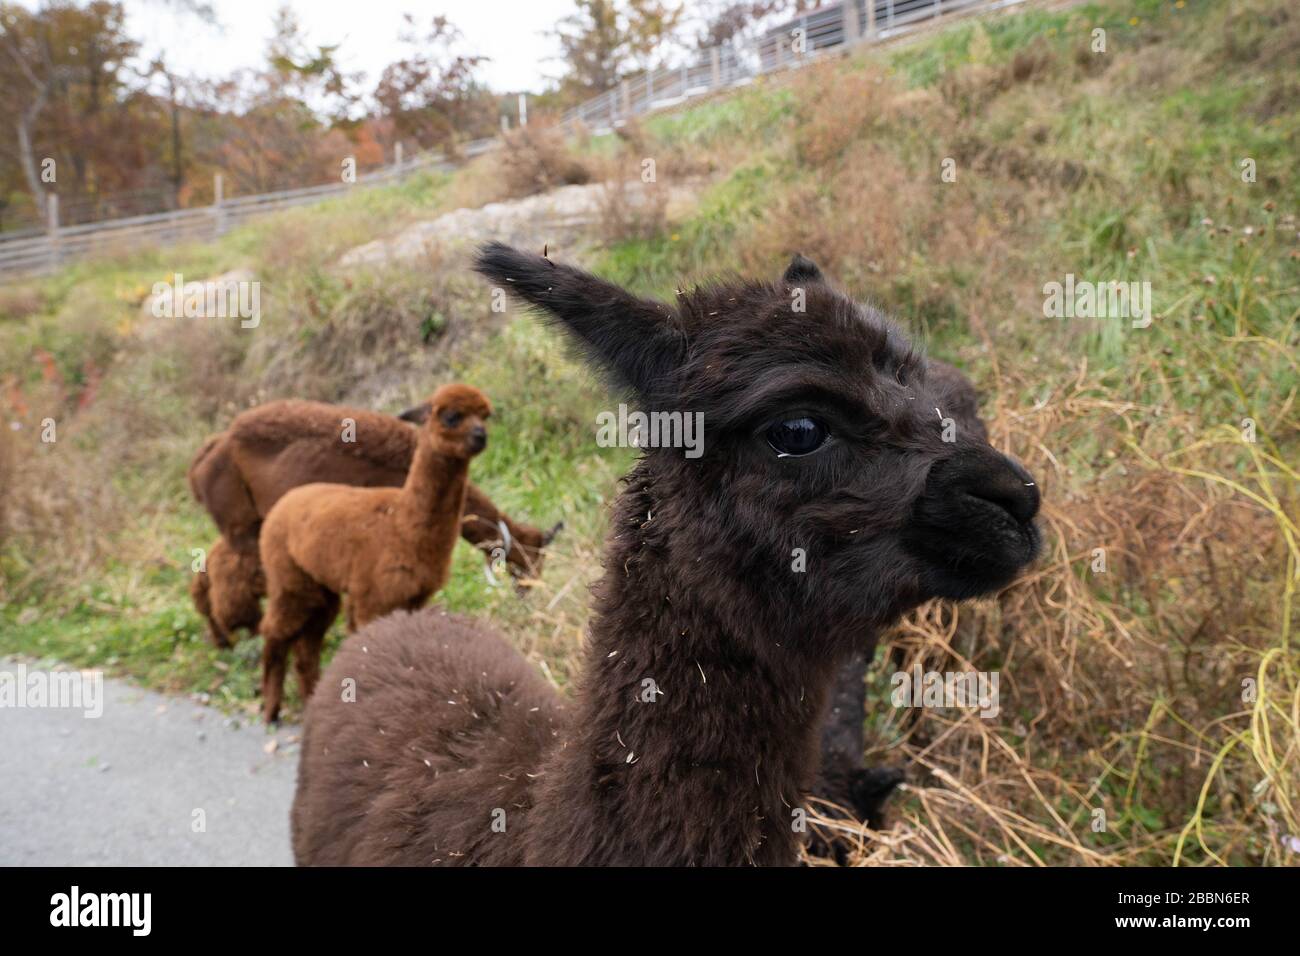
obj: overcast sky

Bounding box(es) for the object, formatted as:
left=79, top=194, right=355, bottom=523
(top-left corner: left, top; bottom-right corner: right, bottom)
left=122, top=0, right=577, bottom=94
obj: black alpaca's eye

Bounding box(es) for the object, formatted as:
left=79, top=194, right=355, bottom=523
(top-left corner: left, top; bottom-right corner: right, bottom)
left=440, top=410, right=463, bottom=428
left=766, top=417, right=828, bottom=457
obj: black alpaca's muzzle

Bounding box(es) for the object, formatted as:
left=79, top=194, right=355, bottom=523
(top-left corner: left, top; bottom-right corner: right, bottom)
left=903, top=446, right=1042, bottom=600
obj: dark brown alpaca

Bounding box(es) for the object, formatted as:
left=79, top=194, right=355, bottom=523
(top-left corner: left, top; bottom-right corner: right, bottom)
left=292, top=245, right=1040, bottom=865
left=257, top=384, right=492, bottom=723
left=187, top=399, right=561, bottom=648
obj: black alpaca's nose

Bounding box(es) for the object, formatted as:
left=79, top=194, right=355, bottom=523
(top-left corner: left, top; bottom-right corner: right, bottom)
left=905, top=446, right=1041, bottom=600
left=955, top=452, right=1039, bottom=525
left=917, top=446, right=1039, bottom=528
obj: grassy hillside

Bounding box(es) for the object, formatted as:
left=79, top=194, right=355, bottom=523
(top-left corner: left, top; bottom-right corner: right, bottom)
left=2, top=0, right=1297, bottom=866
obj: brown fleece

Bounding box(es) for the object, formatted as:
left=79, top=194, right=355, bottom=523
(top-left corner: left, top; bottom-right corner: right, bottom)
left=188, top=537, right=264, bottom=649
left=186, top=399, right=559, bottom=646
left=255, top=384, right=492, bottom=723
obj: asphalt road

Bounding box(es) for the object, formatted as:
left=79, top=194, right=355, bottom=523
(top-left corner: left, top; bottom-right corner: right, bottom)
left=0, top=664, right=298, bottom=866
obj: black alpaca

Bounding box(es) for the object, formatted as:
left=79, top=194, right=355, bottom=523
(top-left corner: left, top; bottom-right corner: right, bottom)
left=811, top=353, right=992, bottom=853
left=291, top=244, right=1040, bottom=866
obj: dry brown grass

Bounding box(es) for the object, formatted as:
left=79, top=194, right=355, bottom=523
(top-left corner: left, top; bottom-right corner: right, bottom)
left=0, top=421, right=14, bottom=548
left=0, top=283, right=47, bottom=324
left=0, top=379, right=150, bottom=594
left=595, top=175, right=669, bottom=244
left=496, top=121, right=593, bottom=199
left=790, top=63, right=906, bottom=168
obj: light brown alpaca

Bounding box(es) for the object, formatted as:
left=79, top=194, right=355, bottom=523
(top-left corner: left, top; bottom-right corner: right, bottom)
left=257, top=383, right=492, bottom=722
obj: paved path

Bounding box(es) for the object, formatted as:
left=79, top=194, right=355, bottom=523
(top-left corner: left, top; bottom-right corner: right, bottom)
left=0, top=664, right=298, bottom=866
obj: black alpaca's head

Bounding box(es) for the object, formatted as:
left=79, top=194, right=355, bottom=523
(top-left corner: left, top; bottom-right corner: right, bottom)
left=475, top=243, right=1040, bottom=652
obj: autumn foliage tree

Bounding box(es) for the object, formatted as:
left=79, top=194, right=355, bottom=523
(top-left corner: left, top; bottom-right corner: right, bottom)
left=0, top=0, right=159, bottom=229
left=0, top=2, right=502, bottom=230
left=548, top=0, right=686, bottom=105
left=372, top=14, right=496, bottom=154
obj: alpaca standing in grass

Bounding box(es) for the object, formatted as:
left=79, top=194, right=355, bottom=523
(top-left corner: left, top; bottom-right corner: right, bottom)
left=187, top=400, right=560, bottom=647
left=256, top=384, right=492, bottom=723
left=291, top=244, right=1040, bottom=865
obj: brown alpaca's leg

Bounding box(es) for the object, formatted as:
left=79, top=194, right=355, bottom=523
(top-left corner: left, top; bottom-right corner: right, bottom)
left=346, top=590, right=388, bottom=631
left=293, top=593, right=340, bottom=705
left=260, top=586, right=327, bottom=723
left=259, top=632, right=292, bottom=724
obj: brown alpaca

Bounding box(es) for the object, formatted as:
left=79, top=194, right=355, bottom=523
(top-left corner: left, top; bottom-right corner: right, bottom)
left=187, top=399, right=560, bottom=647
left=257, top=384, right=492, bottom=723
left=291, top=245, right=1041, bottom=866
left=188, top=537, right=264, bottom=649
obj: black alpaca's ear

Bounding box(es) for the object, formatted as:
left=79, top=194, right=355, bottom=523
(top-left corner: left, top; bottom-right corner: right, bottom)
left=396, top=402, right=431, bottom=425
left=783, top=254, right=823, bottom=285
left=474, top=242, right=686, bottom=402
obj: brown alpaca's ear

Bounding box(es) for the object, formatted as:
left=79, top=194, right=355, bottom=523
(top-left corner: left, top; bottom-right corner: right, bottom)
left=783, top=254, right=824, bottom=285
left=474, top=242, right=686, bottom=402
left=396, top=402, right=432, bottom=425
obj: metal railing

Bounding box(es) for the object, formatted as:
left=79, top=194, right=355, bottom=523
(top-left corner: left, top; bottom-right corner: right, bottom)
left=0, top=0, right=1022, bottom=282
left=0, top=138, right=496, bottom=280
left=562, top=0, right=1016, bottom=133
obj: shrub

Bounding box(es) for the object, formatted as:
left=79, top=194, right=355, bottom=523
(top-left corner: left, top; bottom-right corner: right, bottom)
left=497, top=122, right=592, bottom=199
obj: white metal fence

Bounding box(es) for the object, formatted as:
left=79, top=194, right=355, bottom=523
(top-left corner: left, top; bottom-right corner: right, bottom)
left=0, top=0, right=1019, bottom=283
left=562, top=0, right=1017, bottom=133
left=0, top=138, right=496, bottom=281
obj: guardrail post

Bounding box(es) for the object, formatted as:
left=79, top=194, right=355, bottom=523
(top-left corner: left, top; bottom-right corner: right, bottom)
left=213, top=173, right=225, bottom=238
left=518, top=93, right=528, bottom=127
left=710, top=48, right=721, bottom=89
left=867, top=0, right=877, bottom=39
left=646, top=71, right=654, bottom=108
left=395, top=141, right=404, bottom=178
left=845, top=0, right=861, bottom=44
left=620, top=80, right=630, bottom=119
left=45, top=193, right=59, bottom=272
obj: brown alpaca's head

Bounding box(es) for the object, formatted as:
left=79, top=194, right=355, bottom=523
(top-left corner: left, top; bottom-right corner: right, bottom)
left=420, top=383, right=492, bottom=459
left=475, top=243, right=1040, bottom=654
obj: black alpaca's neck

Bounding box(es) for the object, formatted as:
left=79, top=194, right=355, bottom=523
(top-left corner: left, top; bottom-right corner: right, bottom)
left=527, top=463, right=837, bottom=866
left=399, top=435, right=469, bottom=532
